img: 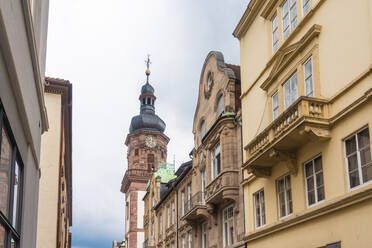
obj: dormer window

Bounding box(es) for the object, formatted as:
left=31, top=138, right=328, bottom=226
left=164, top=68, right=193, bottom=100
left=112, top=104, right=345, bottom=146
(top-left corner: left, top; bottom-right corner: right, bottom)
left=200, top=120, right=206, bottom=139
left=217, top=95, right=224, bottom=116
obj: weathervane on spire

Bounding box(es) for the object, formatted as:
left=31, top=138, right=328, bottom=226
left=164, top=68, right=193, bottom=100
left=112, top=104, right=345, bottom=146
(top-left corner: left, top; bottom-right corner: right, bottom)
left=145, top=54, right=151, bottom=84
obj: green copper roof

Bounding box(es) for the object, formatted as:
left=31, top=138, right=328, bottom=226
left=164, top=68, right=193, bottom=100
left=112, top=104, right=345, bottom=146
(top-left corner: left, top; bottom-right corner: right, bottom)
left=154, top=161, right=176, bottom=183
left=221, top=112, right=235, bottom=117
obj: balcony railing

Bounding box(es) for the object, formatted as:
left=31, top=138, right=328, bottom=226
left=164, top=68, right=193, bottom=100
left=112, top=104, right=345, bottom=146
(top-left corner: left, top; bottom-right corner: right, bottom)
left=184, top=191, right=205, bottom=216
left=205, top=170, right=239, bottom=204
left=244, top=97, right=330, bottom=176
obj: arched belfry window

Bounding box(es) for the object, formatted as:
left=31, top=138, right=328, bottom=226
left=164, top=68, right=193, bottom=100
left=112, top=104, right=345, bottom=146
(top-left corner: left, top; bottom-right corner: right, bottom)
left=147, top=154, right=155, bottom=171
left=200, top=120, right=206, bottom=139
left=217, top=95, right=224, bottom=116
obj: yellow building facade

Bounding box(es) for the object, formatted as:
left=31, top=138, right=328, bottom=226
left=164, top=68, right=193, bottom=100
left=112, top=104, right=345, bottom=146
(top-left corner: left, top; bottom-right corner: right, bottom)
left=234, top=0, right=372, bottom=247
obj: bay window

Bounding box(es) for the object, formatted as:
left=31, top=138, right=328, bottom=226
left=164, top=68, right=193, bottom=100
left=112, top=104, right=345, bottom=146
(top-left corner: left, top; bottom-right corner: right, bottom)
left=302, top=0, right=311, bottom=16
left=282, top=0, right=298, bottom=40
left=272, top=92, right=279, bottom=120
left=304, top=57, right=314, bottom=97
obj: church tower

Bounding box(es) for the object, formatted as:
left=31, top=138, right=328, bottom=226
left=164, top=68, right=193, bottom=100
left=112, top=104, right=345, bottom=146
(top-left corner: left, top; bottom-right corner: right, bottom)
left=121, top=56, right=169, bottom=248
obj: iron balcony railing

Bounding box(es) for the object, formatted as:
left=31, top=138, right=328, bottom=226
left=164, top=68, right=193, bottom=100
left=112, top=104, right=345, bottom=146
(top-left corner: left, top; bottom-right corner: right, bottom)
left=184, top=191, right=205, bottom=216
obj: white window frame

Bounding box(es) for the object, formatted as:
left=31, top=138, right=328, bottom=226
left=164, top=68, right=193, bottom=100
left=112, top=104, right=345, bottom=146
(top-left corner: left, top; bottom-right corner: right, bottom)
left=276, top=174, right=293, bottom=219
left=283, top=72, right=298, bottom=109
left=302, top=0, right=311, bottom=16
left=254, top=189, right=266, bottom=228
left=282, top=0, right=298, bottom=40
left=211, top=143, right=221, bottom=180
left=272, top=91, right=279, bottom=120
left=344, top=127, right=372, bottom=190
left=304, top=155, right=325, bottom=207
left=304, top=57, right=314, bottom=97
left=272, top=14, right=279, bottom=52
left=222, top=206, right=234, bottom=247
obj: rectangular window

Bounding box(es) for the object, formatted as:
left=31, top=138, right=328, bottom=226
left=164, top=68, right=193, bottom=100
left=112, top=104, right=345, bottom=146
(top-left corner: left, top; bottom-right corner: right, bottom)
left=302, top=0, right=311, bottom=16
left=277, top=175, right=293, bottom=218
left=159, top=213, right=163, bottom=234
left=171, top=242, right=175, bottom=248
left=304, top=155, right=325, bottom=206
left=345, top=128, right=372, bottom=189
left=304, top=57, right=314, bottom=97
left=201, top=222, right=207, bottom=248
left=171, top=201, right=175, bottom=225
left=201, top=170, right=206, bottom=203
left=182, top=235, right=186, bottom=248
left=283, top=72, right=298, bottom=109
left=272, top=92, right=279, bottom=120
left=181, top=190, right=185, bottom=215
left=0, top=106, right=23, bottom=247
left=211, top=143, right=221, bottom=180
left=272, top=14, right=279, bottom=52
left=222, top=206, right=234, bottom=247
left=187, top=183, right=192, bottom=211
left=282, top=0, right=298, bottom=40
left=167, top=205, right=170, bottom=228
left=188, top=231, right=192, bottom=248
left=254, top=189, right=266, bottom=228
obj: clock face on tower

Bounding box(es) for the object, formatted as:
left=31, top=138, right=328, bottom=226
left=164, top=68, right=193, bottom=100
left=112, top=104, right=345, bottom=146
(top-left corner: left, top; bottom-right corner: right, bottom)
left=145, top=136, right=157, bottom=148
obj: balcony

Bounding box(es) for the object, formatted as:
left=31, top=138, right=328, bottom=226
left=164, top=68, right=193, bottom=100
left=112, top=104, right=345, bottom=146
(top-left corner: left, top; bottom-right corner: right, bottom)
left=121, top=169, right=152, bottom=192
left=205, top=170, right=239, bottom=204
left=182, top=191, right=208, bottom=221
left=244, top=97, right=330, bottom=177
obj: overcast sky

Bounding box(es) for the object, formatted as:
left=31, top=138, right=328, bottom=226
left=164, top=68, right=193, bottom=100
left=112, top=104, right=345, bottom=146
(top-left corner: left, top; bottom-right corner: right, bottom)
left=46, top=1, right=248, bottom=247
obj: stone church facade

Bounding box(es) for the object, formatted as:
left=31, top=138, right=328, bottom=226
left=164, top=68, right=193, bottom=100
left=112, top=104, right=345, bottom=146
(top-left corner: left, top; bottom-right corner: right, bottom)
left=121, top=58, right=170, bottom=248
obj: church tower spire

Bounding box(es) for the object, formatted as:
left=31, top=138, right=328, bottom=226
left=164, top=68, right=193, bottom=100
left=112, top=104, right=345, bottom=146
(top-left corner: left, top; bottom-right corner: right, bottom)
left=121, top=55, right=170, bottom=248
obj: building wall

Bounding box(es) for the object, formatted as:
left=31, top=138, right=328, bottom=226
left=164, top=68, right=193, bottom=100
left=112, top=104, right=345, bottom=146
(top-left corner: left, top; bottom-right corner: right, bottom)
left=236, top=0, right=372, bottom=246
left=36, top=93, right=62, bottom=248
left=0, top=0, right=49, bottom=247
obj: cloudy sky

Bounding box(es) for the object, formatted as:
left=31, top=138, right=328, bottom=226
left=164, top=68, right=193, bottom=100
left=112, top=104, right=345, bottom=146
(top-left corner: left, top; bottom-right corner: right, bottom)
left=46, top=1, right=248, bottom=247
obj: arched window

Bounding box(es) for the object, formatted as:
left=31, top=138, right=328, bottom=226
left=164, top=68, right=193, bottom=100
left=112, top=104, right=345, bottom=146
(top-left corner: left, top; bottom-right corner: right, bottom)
left=200, top=120, right=206, bottom=139
left=147, top=154, right=155, bottom=171
left=142, top=98, right=146, bottom=105
left=217, top=95, right=224, bottom=116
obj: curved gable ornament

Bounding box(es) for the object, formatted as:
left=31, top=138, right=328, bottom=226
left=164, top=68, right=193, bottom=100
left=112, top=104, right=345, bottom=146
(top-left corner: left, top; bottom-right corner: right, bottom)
left=204, top=72, right=214, bottom=99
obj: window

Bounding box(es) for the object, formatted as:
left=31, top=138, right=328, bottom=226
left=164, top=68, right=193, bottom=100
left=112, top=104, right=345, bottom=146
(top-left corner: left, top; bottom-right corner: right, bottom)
left=182, top=235, right=186, bottom=248
left=345, top=128, right=371, bottom=189
left=216, top=95, right=224, bottom=116
left=254, top=189, right=265, bottom=228
left=223, top=206, right=234, bottom=247
left=283, top=72, right=298, bottom=109
left=171, top=241, right=175, bottom=248
left=171, top=201, right=175, bottom=225
left=181, top=190, right=185, bottom=215
left=188, top=231, right=192, bottom=248
left=0, top=106, right=23, bottom=247
left=304, top=57, right=314, bottom=97
left=302, top=0, right=311, bottom=16
left=159, top=213, right=163, bottom=234
left=282, top=0, right=297, bottom=40
left=147, top=154, right=155, bottom=171
left=200, top=121, right=206, bottom=139
left=304, top=155, right=325, bottom=206
left=135, top=149, right=139, bottom=156
left=277, top=175, right=293, bottom=218
left=167, top=205, right=170, bottom=228
left=151, top=221, right=154, bottom=237
left=201, top=222, right=207, bottom=248
left=201, top=170, right=206, bottom=203
left=272, top=92, right=279, bottom=120
left=211, top=143, right=221, bottom=180
left=272, top=14, right=279, bottom=52
left=187, top=183, right=192, bottom=210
